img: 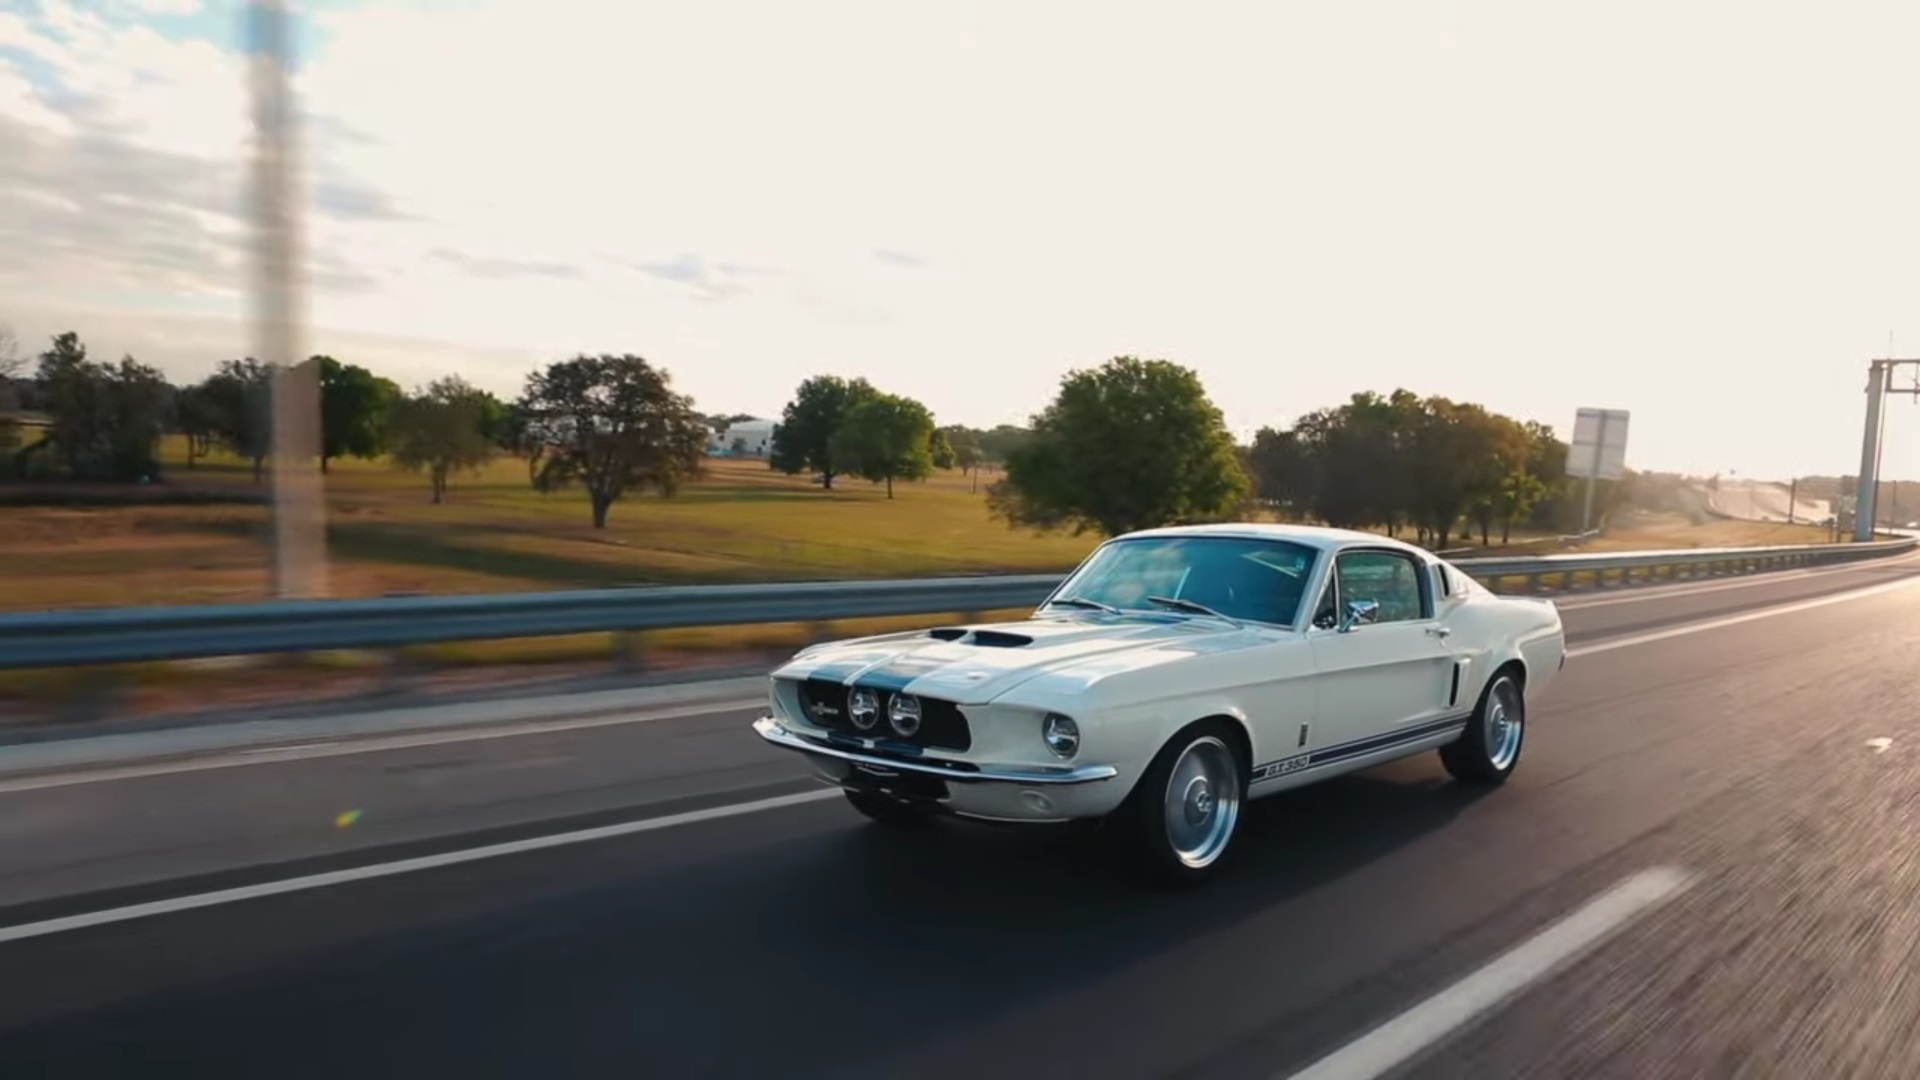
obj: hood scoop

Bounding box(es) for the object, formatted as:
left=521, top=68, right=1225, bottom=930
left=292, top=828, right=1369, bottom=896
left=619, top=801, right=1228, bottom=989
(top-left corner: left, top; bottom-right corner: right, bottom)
left=925, top=627, right=1035, bottom=648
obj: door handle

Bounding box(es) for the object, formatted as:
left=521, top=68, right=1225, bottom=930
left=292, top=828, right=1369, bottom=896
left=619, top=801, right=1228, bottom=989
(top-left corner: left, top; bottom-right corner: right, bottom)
left=1425, top=626, right=1451, bottom=639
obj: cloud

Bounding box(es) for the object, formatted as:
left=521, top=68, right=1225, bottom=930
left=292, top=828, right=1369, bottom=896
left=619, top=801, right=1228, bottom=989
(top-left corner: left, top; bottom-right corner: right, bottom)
left=313, top=179, right=415, bottom=223
left=430, top=249, right=583, bottom=281
left=623, top=253, right=765, bottom=302
left=126, top=0, right=204, bottom=15
left=872, top=248, right=926, bottom=269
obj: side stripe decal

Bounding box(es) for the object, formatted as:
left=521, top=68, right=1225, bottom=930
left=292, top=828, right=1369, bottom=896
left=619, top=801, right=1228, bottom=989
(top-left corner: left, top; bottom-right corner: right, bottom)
left=1250, top=714, right=1468, bottom=784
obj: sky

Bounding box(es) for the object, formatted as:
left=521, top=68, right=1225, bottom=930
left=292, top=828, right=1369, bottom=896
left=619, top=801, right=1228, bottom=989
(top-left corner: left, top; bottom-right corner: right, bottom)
left=3, top=0, right=1920, bottom=482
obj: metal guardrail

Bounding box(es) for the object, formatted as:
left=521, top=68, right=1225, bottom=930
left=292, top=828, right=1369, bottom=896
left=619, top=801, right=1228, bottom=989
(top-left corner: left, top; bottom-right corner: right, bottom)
left=1453, top=536, right=1915, bottom=588
left=0, top=539, right=1913, bottom=672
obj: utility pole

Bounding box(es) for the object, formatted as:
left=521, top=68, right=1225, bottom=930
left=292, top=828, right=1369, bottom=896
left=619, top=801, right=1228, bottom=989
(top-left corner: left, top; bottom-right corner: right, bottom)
left=249, top=0, right=326, bottom=597
left=1787, top=477, right=1797, bottom=524
left=1852, top=358, right=1920, bottom=542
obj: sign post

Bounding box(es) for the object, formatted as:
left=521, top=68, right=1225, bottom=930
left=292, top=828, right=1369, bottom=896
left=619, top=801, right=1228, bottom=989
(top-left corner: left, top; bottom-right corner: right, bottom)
left=1566, top=408, right=1631, bottom=534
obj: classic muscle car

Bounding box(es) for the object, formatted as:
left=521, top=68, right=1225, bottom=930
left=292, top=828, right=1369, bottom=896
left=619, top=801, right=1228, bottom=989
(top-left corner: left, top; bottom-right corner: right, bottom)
left=752, top=523, right=1566, bottom=884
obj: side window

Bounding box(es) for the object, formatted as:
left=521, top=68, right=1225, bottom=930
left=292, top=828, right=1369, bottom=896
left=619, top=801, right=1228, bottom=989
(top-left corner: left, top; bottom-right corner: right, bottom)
left=1334, top=551, right=1429, bottom=623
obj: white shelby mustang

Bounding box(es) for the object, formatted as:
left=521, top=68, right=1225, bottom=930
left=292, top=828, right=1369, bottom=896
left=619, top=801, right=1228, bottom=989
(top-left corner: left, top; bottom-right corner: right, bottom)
left=752, top=523, right=1566, bottom=885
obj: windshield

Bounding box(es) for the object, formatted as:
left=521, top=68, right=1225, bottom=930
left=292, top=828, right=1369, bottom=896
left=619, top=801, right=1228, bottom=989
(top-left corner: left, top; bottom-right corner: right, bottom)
left=1046, top=536, right=1320, bottom=627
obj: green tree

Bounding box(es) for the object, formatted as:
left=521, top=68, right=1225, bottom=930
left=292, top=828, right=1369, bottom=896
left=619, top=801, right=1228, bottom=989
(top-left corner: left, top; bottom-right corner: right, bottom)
left=173, top=382, right=222, bottom=469
left=33, top=333, right=169, bottom=482
left=829, top=392, right=936, bottom=499
left=768, top=375, right=876, bottom=489
left=928, top=426, right=956, bottom=471
left=316, top=356, right=400, bottom=473
left=1245, top=426, right=1319, bottom=519
left=1497, top=420, right=1566, bottom=542
left=98, top=355, right=171, bottom=481
left=0, top=320, right=20, bottom=380
left=975, top=424, right=1030, bottom=467
left=988, top=356, right=1249, bottom=537
left=1281, top=390, right=1422, bottom=533
left=939, top=423, right=985, bottom=491
left=387, top=376, right=497, bottom=504
left=939, top=424, right=983, bottom=472
left=199, top=358, right=275, bottom=482
left=518, top=353, right=707, bottom=528
left=35, top=331, right=103, bottom=479
left=1462, top=412, right=1533, bottom=546
left=1404, top=396, right=1508, bottom=548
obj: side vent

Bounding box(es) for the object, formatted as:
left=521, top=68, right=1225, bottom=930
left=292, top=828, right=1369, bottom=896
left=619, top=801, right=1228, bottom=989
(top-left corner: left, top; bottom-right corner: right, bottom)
left=1447, top=661, right=1463, bottom=708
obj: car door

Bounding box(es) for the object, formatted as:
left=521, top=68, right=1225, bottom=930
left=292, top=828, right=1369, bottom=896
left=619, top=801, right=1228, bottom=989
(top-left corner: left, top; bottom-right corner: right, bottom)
left=1305, top=548, right=1459, bottom=756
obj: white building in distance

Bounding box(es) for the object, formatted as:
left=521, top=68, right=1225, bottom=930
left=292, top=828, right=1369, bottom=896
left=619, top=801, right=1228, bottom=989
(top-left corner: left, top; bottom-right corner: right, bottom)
left=709, top=418, right=775, bottom=458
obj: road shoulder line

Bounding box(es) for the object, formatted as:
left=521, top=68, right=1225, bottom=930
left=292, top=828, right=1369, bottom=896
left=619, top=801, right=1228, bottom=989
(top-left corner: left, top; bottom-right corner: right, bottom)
left=0, top=788, right=841, bottom=945
left=1281, top=866, right=1695, bottom=1080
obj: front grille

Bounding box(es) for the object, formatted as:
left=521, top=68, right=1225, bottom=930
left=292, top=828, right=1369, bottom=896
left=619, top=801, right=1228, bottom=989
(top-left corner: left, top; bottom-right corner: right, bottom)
left=796, top=678, right=972, bottom=752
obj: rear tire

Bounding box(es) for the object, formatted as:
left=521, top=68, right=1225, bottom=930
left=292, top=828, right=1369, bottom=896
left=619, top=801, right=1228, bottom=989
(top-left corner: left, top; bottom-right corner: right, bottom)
left=1113, top=722, right=1246, bottom=887
left=843, top=788, right=937, bottom=827
left=1440, top=668, right=1526, bottom=785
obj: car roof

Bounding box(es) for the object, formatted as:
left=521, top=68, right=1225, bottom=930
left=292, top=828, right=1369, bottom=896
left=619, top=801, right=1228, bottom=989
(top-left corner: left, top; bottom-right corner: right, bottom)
left=1110, top=522, right=1434, bottom=558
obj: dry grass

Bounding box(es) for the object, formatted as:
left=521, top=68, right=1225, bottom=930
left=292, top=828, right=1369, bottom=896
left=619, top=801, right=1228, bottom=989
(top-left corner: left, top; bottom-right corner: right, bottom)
left=0, top=438, right=1095, bottom=612
left=1, top=446, right=1839, bottom=615
left=1575, top=514, right=1835, bottom=551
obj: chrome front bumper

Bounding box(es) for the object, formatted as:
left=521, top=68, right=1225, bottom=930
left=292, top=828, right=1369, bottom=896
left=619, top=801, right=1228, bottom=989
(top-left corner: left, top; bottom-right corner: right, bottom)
left=751, top=717, right=1118, bottom=785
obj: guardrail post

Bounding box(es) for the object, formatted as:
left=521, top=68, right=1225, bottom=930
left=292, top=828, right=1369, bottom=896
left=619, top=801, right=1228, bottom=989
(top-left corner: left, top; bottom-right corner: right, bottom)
left=616, top=630, right=648, bottom=673
left=51, top=667, right=127, bottom=725
left=379, top=647, right=423, bottom=696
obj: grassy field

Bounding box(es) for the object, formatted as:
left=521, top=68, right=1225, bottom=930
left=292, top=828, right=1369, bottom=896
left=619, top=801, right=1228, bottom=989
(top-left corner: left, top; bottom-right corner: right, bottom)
left=0, top=444, right=1843, bottom=613
left=0, top=437, right=1100, bottom=612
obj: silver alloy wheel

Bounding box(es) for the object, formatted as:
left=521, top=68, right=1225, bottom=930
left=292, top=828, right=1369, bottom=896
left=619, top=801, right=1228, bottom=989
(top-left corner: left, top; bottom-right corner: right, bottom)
left=1485, top=676, right=1524, bottom=771
left=1162, top=735, right=1242, bottom=868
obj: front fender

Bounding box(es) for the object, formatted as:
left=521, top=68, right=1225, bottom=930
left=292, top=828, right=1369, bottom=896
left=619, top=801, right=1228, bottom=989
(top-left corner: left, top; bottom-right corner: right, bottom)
left=1029, top=692, right=1260, bottom=810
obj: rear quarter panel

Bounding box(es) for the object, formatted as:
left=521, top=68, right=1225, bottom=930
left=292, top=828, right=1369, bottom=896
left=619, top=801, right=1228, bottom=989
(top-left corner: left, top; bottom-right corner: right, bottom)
left=1439, top=588, right=1565, bottom=710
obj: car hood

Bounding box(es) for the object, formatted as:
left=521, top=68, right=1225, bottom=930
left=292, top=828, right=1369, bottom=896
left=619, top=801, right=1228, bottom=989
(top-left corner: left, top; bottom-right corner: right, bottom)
left=772, top=615, right=1238, bottom=704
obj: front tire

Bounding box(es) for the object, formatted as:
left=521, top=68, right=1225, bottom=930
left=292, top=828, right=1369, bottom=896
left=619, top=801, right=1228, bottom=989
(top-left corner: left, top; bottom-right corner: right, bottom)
left=1440, top=668, right=1526, bottom=785
left=843, top=788, right=937, bottom=827
left=1114, top=724, right=1246, bottom=886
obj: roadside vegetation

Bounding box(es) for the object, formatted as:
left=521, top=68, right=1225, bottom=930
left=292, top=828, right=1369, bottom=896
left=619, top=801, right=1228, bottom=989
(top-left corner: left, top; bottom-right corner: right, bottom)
left=0, top=319, right=1862, bottom=721
left=0, top=322, right=1852, bottom=614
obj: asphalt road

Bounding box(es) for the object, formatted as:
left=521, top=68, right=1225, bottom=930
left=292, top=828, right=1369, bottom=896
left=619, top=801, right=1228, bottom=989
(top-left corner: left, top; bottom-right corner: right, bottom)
left=2, top=556, right=1920, bottom=1078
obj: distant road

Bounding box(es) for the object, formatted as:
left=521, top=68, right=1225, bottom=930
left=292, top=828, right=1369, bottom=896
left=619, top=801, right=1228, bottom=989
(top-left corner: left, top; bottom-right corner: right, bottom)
left=1702, top=478, right=1831, bottom=523
left=2, top=554, right=1920, bottom=1077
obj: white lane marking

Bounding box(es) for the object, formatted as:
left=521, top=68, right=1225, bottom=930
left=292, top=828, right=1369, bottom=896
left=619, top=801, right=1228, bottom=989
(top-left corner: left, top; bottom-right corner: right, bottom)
left=1282, top=866, right=1695, bottom=1080
left=1567, top=572, right=1920, bottom=659
left=0, top=788, right=842, bottom=946
left=1551, top=551, right=1920, bottom=611
left=0, top=697, right=767, bottom=796
left=1868, top=737, right=1893, bottom=753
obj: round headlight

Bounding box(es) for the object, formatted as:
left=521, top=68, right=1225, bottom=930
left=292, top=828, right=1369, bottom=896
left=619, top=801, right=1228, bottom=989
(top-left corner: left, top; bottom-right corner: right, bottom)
left=888, top=693, right=922, bottom=736
left=1043, top=713, right=1080, bottom=759
left=849, top=687, right=879, bottom=730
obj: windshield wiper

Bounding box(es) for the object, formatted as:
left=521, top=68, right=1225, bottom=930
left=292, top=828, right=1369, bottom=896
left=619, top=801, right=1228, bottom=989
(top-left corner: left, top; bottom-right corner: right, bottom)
left=1047, top=595, right=1123, bottom=616
left=1147, top=595, right=1243, bottom=627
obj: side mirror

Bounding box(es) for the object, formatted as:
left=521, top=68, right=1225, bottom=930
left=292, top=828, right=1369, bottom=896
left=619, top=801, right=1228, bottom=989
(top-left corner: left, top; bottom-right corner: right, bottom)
left=1339, top=598, right=1380, bottom=633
